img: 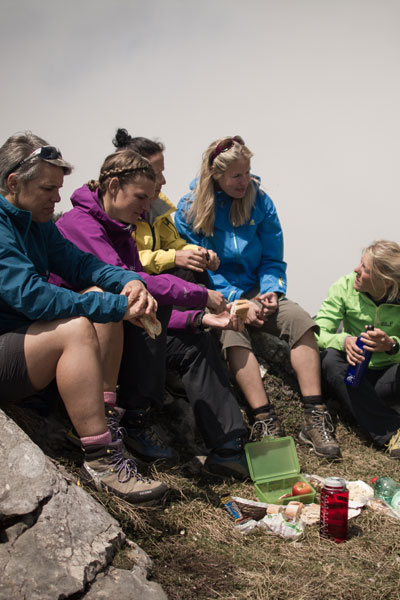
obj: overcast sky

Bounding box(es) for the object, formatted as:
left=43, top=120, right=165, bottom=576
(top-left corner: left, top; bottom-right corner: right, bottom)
left=1, top=0, right=399, bottom=315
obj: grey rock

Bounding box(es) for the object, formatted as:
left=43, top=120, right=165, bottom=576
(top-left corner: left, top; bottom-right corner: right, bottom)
left=85, top=566, right=168, bottom=600
left=0, top=412, right=57, bottom=517
left=249, top=329, right=292, bottom=373
left=0, top=409, right=167, bottom=600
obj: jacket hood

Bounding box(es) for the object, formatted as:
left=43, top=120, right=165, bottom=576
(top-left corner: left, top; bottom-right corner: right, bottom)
left=70, top=185, right=135, bottom=235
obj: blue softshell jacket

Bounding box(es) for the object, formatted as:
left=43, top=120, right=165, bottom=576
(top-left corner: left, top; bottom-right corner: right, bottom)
left=175, top=177, right=287, bottom=301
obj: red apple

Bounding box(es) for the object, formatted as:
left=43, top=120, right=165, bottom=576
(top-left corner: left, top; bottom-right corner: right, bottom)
left=292, top=481, right=312, bottom=496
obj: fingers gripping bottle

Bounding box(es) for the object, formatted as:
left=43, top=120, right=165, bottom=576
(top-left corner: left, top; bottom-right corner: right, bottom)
left=319, top=477, right=349, bottom=543
left=345, top=325, right=374, bottom=387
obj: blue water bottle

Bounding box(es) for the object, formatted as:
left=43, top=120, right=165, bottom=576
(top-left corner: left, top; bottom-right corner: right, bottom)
left=344, top=325, right=374, bottom=387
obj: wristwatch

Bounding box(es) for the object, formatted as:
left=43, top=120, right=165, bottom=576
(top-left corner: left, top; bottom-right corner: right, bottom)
left=386, top=340, right=399, bottom=355
left=193, top=311, right=206, bottom=331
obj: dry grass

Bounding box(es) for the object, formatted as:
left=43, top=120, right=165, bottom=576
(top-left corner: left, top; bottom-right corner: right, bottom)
left=4, top=366, right=400, bottom=600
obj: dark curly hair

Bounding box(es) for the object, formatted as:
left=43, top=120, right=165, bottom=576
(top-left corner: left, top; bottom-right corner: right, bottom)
left=113, top=128, right=165, bottom=159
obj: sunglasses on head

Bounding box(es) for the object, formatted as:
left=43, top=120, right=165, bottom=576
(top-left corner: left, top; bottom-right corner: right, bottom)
left=5, top=146, right=62, bottom=178
left=209, top=136, right=245, bottom=167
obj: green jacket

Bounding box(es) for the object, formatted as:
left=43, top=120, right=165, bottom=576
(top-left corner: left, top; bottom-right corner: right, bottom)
left=315, top=271, right=400, bottom=369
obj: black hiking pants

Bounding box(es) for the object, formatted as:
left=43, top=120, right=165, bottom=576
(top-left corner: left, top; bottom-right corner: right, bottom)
left=321, top=348, right=400, bottom=446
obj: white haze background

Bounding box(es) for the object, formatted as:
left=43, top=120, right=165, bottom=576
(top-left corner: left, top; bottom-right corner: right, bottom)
left=1, top=0, right=399, bottom=316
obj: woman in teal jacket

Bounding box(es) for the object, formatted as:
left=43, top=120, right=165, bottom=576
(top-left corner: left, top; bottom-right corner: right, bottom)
left=0, top=132, right=166, bottom=505
left=315, top=240, right=400, bottom=456
left=176, top=135, right=340, bottom=459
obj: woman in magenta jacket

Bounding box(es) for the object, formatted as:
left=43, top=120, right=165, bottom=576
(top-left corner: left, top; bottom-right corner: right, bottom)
left=54, top=148, right=249, bottom=479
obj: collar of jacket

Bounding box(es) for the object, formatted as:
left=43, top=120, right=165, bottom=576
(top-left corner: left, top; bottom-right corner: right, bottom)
left=0, top=193, right=32, bottom=234
left=70, top=184, right=136, bottom=236
left=147, top=193, right=175, bottom=224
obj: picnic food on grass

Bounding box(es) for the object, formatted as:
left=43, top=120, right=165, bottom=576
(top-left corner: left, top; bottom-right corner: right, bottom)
left=230, top=299, right=251, bottom=320
left=139, top=315, right=162, bottom=339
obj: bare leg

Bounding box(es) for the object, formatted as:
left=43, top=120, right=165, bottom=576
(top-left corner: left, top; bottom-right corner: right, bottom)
left=82, top=287, right=123, bottom=393
left=290, top=328, right=322, bottom=396
left=92, top=322, right=123, bottom=392
left=226, top=346, right=270, bottom=410
left=24, top=317, right=107, bottom=438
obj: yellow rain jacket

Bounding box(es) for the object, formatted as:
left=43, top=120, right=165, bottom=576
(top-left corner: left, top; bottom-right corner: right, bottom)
left=133, top=193, right=199, bottom=274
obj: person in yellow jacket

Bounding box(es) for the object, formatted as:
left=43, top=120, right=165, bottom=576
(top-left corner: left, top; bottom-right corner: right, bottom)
left=112, top=128, right=219, bottom=284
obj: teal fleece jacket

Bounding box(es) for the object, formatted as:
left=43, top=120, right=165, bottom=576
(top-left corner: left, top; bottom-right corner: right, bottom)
left=0, top=194, right=144, bottom=334
left=315, top=271, right=400, bottom=369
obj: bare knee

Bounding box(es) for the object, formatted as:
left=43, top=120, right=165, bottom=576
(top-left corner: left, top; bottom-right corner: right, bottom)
left=60, top=316, right=99, bottom=348
left=293, top=328, right=318, bottom=350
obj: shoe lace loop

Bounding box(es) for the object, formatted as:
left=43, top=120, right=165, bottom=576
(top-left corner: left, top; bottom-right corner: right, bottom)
left=310, top=408, right=335, bottom=442
left=110, top=444, right=150, bottom=484
left=250, top=416, right=281, bottom=441
left=105, top=406, right=126, bottom=441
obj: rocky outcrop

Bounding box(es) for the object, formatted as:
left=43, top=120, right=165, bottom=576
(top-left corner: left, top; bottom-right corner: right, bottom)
left=0, top=409, right=167, bottom=600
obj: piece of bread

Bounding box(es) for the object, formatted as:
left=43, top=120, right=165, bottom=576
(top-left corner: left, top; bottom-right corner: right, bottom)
left=230, top=299, right=251, bottom=320
left=139, top=314, right=162, bottom=339
left=284, top=501, right=304, bottom=521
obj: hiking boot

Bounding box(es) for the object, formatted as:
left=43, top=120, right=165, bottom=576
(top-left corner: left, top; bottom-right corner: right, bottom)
left=121, top=408, right=179, bottom=463
left=204, top=437, right=249, bottom=480
left=386, top=429, right=400, bottom=458
left=79, top=439, right=168, bottom=505
left=249, top=408, right=285, bottom=442
left=67, top=404, right=125, bottom=447
left=299, top=405, right=341, bottom=459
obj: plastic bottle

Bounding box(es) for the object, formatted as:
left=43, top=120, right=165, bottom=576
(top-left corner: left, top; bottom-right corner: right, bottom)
left=371, top=476, right=400, bottom=504
left=319, top=476, right=349, bottom=543
left=344, top=325, right=374, bottom=387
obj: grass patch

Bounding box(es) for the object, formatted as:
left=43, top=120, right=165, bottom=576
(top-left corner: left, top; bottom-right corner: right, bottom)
left=4, top=364, right=400, bottom=600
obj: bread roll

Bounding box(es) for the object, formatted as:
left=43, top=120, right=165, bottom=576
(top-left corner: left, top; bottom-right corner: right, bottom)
left=230, top=299, right=251, bottom=320
left=139, top=315, right=162, bottom=339
left=284, top=501, right=304, bottom=521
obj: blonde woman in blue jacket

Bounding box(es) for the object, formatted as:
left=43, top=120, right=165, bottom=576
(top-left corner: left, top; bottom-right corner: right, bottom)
left=175, top=135, right=340, bottom=459
left=315, top=240, right=400, bottom=457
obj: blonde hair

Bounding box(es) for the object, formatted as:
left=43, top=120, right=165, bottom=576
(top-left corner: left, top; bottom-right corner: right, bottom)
left=186, top=137, right=257, bottom=236
left=87, top=149, right=155, bottom=195
left=364, top=240, right=400, bottom=302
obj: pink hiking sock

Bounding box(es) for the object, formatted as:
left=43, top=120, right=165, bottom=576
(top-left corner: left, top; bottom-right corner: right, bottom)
left=104, top=391, right=117, bottom=407
left=81, top=430, right=112, bottom=447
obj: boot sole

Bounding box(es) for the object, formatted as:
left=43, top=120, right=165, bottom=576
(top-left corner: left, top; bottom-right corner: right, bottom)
left=298, top=431, right=341, bottom=459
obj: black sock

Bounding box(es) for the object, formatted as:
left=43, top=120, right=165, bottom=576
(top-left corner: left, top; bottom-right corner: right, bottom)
left=302, top=395, right=324, bottom=409
left=252, top=404, right=273, bottom=418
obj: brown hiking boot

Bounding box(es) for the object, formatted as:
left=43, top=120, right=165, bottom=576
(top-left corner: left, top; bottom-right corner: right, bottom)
left=299, top=405, right=341, bottom=459
left=249, top=409, right=285, bottom=442
left=79, top=439, right=168, bottom=505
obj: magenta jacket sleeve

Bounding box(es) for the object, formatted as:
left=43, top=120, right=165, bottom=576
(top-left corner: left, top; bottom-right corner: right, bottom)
left=167, top=309, right=203, bottom=331
left=140, top=272, right=208, bottom=308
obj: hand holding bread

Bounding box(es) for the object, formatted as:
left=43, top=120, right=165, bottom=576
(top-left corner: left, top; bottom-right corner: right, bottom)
left=138, top=314, right=162, bottom=339
left=230, top=299, right=251, bottom=321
